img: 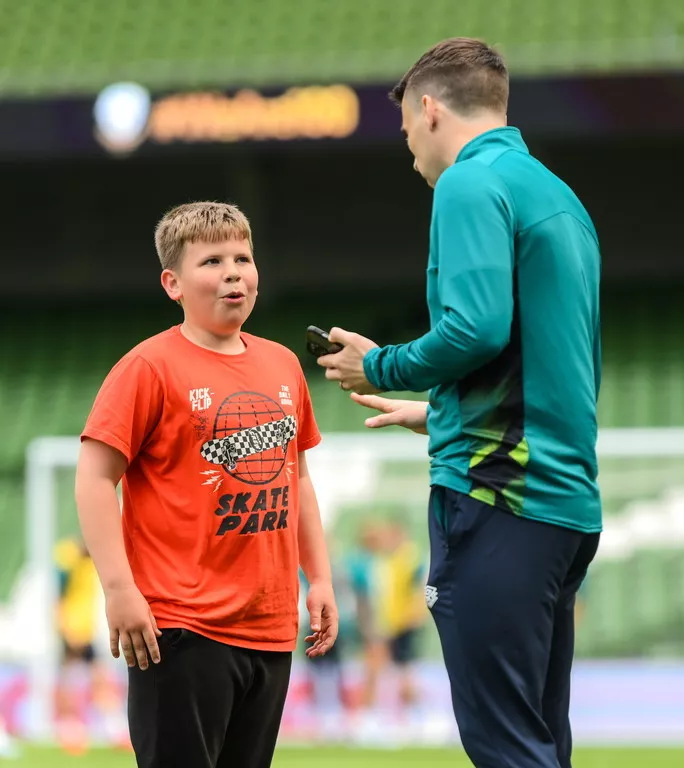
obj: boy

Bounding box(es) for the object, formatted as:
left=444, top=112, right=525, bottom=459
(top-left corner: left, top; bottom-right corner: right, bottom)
left=75, top=201, right=338, bottom=768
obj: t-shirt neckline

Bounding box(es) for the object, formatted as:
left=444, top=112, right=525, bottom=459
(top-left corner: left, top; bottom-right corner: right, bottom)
left=173, top=324, right=253, bottom=362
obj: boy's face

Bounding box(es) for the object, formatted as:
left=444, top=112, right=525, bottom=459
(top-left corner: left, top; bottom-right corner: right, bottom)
left=162, top=238, right=258, bottom=334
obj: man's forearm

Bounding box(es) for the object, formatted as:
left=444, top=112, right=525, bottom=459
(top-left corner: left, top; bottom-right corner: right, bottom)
left=75, top=477, right=134, bottom=592
left=364, top=308, right=511, bottom=393
left=297, top=475, right=332, bottom=585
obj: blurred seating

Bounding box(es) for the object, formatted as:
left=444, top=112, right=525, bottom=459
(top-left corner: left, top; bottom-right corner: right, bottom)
left=0, top=0, right=681, bottom=97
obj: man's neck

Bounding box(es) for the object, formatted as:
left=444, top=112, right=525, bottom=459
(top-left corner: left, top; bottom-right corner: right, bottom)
left=180, top=320, right=246, bottom=355
left=448, top=113, right=507, bottom=166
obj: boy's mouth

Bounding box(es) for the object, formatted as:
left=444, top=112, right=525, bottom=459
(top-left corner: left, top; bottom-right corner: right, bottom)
left=221, top=291, right=245, bottom=302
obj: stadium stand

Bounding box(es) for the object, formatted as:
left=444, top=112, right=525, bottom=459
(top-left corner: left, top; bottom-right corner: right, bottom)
left=0, top=0, right=682, bottom=97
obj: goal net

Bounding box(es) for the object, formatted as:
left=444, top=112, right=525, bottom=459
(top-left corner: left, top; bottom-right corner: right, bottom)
left=11, top=427, right=684, bottom=741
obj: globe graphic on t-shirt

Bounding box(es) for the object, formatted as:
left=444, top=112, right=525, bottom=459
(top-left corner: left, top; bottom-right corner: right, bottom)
left=213, top=392, right=288, bottom=485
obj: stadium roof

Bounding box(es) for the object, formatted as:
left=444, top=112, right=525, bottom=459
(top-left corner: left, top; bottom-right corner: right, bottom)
left=0, top=0, right=682, bottom=98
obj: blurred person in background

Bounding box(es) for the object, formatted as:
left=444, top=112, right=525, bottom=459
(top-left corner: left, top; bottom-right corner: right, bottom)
left=346, top=521, right=388, bottom=711
left=54, top=537, right=127, bottom=753
left=347, top=521, right=427, bottom=719
left=373, top=519, right=427, bottom=717
left=574, top=580, right=588, bottom=627
left=0, top=715, right=18, bottom=760
left=55, top=537, right=130, bottom=753
left=318, top=36, right=602, bottom=768
left=299, top=543, right=356, bottom=740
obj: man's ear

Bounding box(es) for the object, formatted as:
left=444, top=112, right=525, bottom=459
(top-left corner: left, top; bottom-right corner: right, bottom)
left=421, top=94, right=438, bottom=131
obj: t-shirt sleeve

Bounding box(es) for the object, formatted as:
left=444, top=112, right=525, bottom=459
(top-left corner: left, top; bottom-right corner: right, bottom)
left=296, top=366, right=322, bottom=452
left=81, top=354, right=164, bottom=464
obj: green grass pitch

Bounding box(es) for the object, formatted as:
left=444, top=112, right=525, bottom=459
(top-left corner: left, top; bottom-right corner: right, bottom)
left=8, top=746, right=684, bottom=767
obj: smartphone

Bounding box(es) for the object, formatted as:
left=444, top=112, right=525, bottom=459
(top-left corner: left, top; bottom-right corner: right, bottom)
left=306, top=325, right=343, bottom=358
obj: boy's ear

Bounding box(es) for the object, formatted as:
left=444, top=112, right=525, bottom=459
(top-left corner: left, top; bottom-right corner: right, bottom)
left=161, top=269, right=182, bottom=302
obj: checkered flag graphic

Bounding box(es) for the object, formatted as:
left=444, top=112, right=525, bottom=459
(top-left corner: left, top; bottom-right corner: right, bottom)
left=200, top=415, right=297, bottom=470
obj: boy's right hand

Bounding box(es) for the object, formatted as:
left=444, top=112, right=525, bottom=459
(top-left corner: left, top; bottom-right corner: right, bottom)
left=350, top=393, right=429, bottom=435
left=105, top=583, right=162, bottom=670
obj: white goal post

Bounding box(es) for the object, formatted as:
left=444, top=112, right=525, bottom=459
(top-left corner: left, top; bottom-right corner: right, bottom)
left=19, top=427, right=684, bottom=741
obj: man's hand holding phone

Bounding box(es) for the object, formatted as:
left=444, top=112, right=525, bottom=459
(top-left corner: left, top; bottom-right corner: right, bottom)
left=307, top=326, right=380, bottom=395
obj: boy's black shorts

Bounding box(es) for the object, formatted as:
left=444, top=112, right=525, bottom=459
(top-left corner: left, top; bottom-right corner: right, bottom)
left=128, top=628, right=292, bottom=768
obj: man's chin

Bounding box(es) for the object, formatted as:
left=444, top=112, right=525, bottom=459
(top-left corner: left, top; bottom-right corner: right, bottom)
left=418, top=169, right=436, bottom=188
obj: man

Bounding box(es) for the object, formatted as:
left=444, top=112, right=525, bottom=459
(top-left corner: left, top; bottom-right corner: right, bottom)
left=317, top=38, right=602, bottom=768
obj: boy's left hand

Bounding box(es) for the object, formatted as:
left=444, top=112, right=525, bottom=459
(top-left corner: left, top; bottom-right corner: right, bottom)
left=305, top=581, right=339, bottom=658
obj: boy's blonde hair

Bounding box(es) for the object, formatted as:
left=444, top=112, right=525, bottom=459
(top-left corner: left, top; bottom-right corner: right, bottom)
left=154, top=201, right=253, bottom=271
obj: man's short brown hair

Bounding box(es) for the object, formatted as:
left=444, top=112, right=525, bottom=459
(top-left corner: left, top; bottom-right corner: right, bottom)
left=390, top=38, right=508, bottom=116
left=154, top=201, right=253, bottom=271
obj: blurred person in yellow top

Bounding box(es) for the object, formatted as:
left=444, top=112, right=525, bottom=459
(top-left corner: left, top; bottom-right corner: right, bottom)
left=54, top=537, right=129, bottom=753
left=374, top=520, right=428, bottom=710
left=55, top=537, right=99, bottom=661
left=350, top=519, right=427, bottom=721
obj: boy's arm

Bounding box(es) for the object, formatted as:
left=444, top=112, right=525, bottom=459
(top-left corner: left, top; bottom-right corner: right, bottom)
left=75, top=438, right=161, bottom=669
left=297, top=451, right=338, bottom=657
left=76, top=439, right=132, bottom=591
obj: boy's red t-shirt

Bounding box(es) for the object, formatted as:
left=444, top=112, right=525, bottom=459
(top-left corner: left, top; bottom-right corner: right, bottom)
left=81, top=326, right=321, bottom=651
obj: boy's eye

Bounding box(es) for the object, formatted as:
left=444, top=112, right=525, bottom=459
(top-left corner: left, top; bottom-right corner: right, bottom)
left=204, top=257, right=220, bottom=265
left=236, top=256, right=251, bottom=263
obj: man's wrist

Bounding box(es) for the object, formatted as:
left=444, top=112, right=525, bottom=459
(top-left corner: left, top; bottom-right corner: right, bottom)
left=362, top=346, right=384, bottom=390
